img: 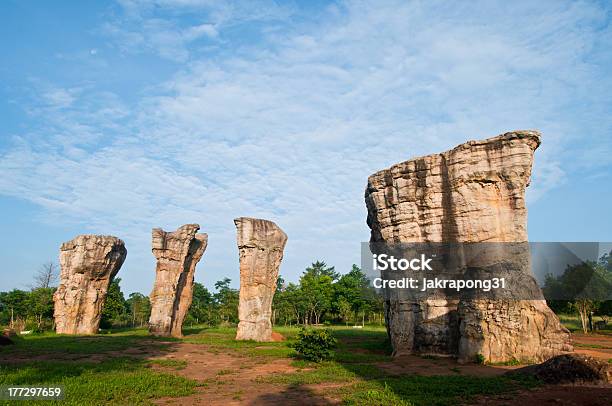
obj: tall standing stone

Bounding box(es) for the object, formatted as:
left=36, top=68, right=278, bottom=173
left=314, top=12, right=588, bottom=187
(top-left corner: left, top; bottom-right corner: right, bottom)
left=53, top=235, right=127, bottom=335
left=365, top=130, right=572, bottom=363
left=148, top=224, right=207, bottom=338
left=235, top=217, right=287, bottom=341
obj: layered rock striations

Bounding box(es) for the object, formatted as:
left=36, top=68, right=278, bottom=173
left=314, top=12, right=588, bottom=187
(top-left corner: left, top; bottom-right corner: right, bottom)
left=235, top=217, right=287, bottom=341
left=53, top=235, right=127, bottom=335
left=148, top=224, right=207, bottom=338
left=365, top=130, right=572, bottom=363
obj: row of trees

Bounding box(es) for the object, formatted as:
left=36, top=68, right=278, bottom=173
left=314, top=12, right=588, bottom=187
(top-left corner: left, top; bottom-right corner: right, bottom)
left=88, top=277, right=241, bottom=329
left=272, top=261, right=383, bottom=326
left=0, top=260, right=381, bottom=331
left=0, top=262, right=58, bottom=331
left=171, top=262, right=383, bottom=327
left=7, top=254, right=608, bottom=334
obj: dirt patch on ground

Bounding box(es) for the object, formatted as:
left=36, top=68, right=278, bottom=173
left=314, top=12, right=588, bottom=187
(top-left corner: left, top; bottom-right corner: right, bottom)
left=152, top=342, right=340, bottom=405
left=470, top=385, right=612, bottom=405
left=572, top=333, right=612, bottom=361
left=574, top=347, right=612, bottom=360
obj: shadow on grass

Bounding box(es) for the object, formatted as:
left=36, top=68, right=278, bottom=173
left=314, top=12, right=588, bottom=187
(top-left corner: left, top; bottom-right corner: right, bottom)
left=181, top=325, right=214, bottom=336
left=0, top=332, right=196, bottom=404
left=249, top=383, right=334, bottom=405
left=0, top=330, right=179, bottom=362
left=271, top=326, right=541, bottom=406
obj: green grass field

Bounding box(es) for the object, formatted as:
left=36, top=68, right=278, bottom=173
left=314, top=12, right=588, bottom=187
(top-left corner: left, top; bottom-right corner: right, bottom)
left=557, top=313, right=612, bottom=333
left=0, top=325, right=540, bottom=405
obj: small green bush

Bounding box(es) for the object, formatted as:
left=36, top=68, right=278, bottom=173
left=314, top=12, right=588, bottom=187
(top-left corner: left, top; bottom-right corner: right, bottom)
left=475, top=353, right=486, bottom=365
left=291, top=328, right=337, bottom=362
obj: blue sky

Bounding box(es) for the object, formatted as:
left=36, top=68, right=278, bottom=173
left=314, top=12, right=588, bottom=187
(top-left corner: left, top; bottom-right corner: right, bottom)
left=1, top=0, right=611, bottom=295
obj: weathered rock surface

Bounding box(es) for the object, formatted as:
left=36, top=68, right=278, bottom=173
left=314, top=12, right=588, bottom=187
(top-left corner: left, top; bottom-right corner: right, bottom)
left=508, top=354, right=611, bottom=384
left=53, top=235, right=127, bottom=335
left=365, top=130, right=572, bottom=363
left=235, top=217, right=287, bottom=341
left=148, top=224, right=207, bottom=338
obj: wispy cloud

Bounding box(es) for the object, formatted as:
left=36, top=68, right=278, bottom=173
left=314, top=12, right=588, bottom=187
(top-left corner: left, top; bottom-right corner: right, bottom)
left=103, top=0, right=294, bottom=62
left=1, top=0, right=611, bottom=292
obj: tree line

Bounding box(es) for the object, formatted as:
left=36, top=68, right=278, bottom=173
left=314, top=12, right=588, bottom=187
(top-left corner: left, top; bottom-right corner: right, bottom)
left=0, top=260, right=383, bottom=332
left=6, top=253, right=608, bottom=334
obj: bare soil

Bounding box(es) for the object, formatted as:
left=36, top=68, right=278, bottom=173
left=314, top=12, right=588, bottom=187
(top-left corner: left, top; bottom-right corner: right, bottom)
left=150, top=343, right=315, bottom=405
left=573, top=333, right=612, bottom=360
left=471, top=385, right=612, bottom=406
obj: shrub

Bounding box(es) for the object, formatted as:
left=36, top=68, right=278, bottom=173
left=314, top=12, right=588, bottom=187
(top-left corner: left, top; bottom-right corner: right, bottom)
left=291, top=328, right=337, bottom=362
left=475, top=353, right=486, bottom=365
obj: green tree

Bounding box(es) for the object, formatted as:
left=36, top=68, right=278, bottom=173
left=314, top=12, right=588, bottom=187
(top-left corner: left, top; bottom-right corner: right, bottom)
left=126, top=292, right=151, bottom=327
left=0, top=289, right=30, bottom=328
left=100, top=278, right=128, bottom=329
left=599, top=250, right=612, bottom=273
left=300, top=262, right=335, bottom=324
left=596, top=299, right=612, bottom=317
left=272, top=276, right=305, bottom=326
left=188, top=282, right=216, bottom=325
left=543, top=259, right=612, bottom=333
left=214, top=278, right=239, bottom=324
left=28, top=287, right=55, bottom=329
left=334, top=264, right=379, bottom=326
left=337, top=297, right=352, bottom=326
left=305, top=261, right=339, bottom=281
left=284, top=282, right=308, bottom=325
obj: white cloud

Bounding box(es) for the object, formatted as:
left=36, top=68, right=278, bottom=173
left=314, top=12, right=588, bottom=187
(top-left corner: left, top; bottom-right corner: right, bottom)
left=104, top=0, right=293, bottom=62
left=1, top=0, right=611, bottom=292
left=41, top=87, right=77, bottom=109
left=183, top=23, right=218, bottom=40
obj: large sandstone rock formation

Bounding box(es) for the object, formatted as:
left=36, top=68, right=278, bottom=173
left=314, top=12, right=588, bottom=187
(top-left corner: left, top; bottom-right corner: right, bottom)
left=53, top=235, right=127, bottom=335
left=365, top=130, right=572, bottom=363
left=149, top=224, right=207, bottom=338
left=235, top=217, right=287, bottom=341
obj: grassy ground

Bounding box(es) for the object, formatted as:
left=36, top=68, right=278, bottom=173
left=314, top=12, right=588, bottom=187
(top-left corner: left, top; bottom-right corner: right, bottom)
left=558, top=313, right=612, bottom=333
left=0, top=330, right=195, bottom=405
left=253, top=326, right=538, bottom=405
left=0, top=325, right=540, bottom=405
